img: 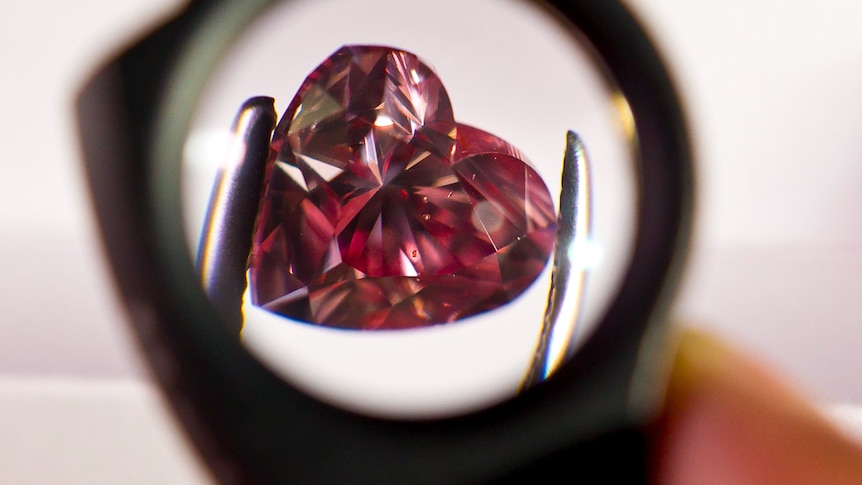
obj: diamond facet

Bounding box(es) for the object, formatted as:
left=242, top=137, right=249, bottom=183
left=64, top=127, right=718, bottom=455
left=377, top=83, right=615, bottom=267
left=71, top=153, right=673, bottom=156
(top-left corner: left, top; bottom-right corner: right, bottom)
left=248, top=45, right=557, bottom=329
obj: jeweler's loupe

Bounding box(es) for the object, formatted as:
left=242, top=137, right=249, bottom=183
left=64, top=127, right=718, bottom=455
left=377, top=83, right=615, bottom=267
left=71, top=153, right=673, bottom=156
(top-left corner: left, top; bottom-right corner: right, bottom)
left=77, top=0, right=692, bottom=482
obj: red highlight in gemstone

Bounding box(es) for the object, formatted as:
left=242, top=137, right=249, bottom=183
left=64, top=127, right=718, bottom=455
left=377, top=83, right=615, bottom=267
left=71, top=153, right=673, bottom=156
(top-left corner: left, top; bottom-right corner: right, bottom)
left=248, top=45, right=557, bottom=329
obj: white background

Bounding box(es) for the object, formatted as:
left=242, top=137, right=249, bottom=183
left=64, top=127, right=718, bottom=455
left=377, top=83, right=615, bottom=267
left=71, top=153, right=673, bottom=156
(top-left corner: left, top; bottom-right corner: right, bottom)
left=1, top=0, right=861, bottom=483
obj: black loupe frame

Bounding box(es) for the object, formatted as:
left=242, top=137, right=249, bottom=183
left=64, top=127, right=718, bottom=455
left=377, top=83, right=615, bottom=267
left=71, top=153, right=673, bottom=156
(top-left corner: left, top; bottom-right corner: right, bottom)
left=76, top=0, right=693, bottom=483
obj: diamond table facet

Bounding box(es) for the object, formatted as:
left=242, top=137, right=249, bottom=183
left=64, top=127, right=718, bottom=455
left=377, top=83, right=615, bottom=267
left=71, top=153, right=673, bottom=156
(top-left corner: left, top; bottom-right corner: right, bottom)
left=248, top=45, right=557, bottom=329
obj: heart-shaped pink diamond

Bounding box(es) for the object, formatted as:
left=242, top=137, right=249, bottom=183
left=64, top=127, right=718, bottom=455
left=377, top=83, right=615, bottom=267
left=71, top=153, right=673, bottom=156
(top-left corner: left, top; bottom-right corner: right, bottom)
left=248, top=45, right=557, bottom=330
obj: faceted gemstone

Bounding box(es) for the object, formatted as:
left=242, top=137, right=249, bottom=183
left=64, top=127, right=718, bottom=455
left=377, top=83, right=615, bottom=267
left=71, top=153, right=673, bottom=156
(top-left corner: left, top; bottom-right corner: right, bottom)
left=248, top=45, right=557, bottom=330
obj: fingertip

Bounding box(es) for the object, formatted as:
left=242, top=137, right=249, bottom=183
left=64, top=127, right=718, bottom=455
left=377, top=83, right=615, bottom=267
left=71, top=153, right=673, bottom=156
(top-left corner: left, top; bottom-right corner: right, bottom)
left=653, top=330, right=862, bottom=484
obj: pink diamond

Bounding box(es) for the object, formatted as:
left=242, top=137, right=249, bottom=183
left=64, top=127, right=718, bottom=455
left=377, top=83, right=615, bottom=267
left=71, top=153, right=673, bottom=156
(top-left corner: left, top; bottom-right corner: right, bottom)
left=248, top=45, right=557, bottom=330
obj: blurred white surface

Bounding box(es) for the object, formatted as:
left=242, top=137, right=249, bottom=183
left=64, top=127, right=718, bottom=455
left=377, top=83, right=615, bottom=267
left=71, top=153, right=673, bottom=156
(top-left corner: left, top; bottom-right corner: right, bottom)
left=0, top=377, right=210, bottom=485
left=1, top=0, right=862, bottom=482
left=635, top=0, right=862, bottom=403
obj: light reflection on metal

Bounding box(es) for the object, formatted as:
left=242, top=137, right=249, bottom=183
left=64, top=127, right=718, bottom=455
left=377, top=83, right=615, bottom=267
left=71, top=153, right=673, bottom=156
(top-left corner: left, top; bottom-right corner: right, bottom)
left=197, top=96, right=276, bottom=333
left=612, top=92, right=636, bottom=143
left=522, top=131, right=593, bottom=388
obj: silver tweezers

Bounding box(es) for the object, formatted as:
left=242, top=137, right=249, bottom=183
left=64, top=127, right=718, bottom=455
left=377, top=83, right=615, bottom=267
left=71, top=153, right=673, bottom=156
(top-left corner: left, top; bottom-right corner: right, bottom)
left=196, top=97, right=592, bottom=383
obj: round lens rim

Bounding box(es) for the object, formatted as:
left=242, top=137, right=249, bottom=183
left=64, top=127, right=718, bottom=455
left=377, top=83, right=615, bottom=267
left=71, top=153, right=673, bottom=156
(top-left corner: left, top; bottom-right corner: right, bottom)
left=77, top=0, right=693, bottom=482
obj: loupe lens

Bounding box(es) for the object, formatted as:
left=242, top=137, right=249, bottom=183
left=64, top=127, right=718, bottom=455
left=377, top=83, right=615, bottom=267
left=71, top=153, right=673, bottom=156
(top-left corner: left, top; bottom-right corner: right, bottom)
left=182, top=0, right=638, bottom=418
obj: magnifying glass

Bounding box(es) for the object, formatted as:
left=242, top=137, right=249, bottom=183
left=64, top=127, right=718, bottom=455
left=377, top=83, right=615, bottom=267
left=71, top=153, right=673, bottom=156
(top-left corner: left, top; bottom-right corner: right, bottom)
left=77, top=0, right=692, bottom=482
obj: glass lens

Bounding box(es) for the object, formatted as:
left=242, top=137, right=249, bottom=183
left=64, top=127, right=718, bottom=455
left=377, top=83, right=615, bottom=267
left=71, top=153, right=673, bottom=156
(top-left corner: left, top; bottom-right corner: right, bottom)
left=182, top=0, right=636, bottom=418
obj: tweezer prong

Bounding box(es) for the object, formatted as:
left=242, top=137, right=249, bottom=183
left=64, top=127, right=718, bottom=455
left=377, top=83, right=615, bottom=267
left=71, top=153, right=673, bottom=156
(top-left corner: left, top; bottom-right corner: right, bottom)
left=523, top=131, right=593, bottom=388
left=196, top=96, right=276, bottom=333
